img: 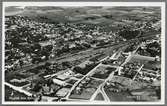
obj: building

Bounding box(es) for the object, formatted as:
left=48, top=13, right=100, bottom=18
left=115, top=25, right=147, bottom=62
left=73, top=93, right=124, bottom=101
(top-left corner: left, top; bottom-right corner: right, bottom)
left=52, top=78, right=67, bottom=86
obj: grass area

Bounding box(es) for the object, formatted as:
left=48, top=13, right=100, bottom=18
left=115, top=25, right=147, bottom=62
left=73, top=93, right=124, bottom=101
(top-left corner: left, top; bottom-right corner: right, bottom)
left=129, top=55, right=155, bottom=64
left=111, top=76, right=148, bottom=90
left=66, top=79, right=77, bottom=85
left=105, top=90, right=135, bottom=101
left=131, top=88, right=160, bottom=101
left=69, top=88, right=96, bottom=100
left=143, top=61, right=161, bottom=70
left=9, top=81, right=30, bottom=87
left=94, top=93, right=105, bottom=101
left=69, top=78, right=103, bottom=100
left=91, top=66, right=116, bottom=79
left=73, top=63, right=99, bottom=75
left=103, top=76, right=158, bottom=101
left=74, top=74, right=84, bottom=79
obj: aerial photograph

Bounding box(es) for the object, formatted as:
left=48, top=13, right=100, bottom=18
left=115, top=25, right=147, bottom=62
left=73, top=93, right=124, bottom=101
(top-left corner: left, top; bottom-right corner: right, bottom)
left=3, top=2, right=164, bottom=104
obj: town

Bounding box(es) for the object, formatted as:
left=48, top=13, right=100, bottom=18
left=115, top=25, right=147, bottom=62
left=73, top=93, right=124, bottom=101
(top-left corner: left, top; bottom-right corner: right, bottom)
left=4, top=6, right=161, bottom=102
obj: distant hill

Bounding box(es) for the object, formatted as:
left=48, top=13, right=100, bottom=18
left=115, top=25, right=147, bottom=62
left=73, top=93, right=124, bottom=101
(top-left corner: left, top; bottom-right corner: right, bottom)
left=5, top=6, right=161, bottom=25
left=5, top=6, right=24, bottom=16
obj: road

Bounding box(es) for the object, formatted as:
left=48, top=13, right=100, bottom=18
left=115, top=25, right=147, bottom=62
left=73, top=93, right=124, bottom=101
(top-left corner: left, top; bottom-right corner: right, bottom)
left=66, top=55, right=117, bottom=101
left=65, top=63, right=103, bottom=99
left=90, top=70, right=115, bottom=101
left=5, top=82, right=32, bottom=96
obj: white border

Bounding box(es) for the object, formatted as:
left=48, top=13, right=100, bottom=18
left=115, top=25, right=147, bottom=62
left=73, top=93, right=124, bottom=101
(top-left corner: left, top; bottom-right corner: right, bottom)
left=2, top=2, right=166, bottom=105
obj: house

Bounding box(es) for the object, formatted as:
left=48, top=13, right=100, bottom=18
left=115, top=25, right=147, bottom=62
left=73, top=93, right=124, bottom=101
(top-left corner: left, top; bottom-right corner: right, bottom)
left=39, top=41, right=52, bottom=47
left=45, top=34, right=56, bottom=39
left=56, top=70, right=74, bottom=81
left=69, top=43, right=76, bottom=49
left=78, top=61, right=93, bottom=68
left=52, top=78, right=67, bottom=86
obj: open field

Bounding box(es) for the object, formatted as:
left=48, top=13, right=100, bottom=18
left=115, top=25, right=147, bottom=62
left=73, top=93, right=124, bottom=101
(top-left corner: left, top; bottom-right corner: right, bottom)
left=69, top=78, right=103, bottom=100
left=91, top=66, right=116, bottom=79
left=128, top=55, right=155, bottom=64
left=94, top=93, right=104, bottom=101
left=143, top=61, right=161, bottom=70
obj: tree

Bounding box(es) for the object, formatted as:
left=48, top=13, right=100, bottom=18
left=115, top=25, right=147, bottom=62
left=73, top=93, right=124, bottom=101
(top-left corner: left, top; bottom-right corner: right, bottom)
left=45, top=62, right=52, bottom=70
left=32, top=57, right=41, bottom=64
left=73, top=66, right=83, bottom=74
left=31, top=77, right=46, bottom=92
left=62, top=61, right=72, bottom=68
left=31, top=43, right=41, bottom=54
left=119, top=29, right=140, bottom=40
left=43, top=45, right=53, bottom=53
left=19, top=60, right=24, bottom=67
left=146, top=42, right=161, bottom=57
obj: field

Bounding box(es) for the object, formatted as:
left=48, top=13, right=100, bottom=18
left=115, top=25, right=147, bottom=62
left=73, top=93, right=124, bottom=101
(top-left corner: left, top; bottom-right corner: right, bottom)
left=69, top=78, right=103, bottom=100
left=128, top=55, right=155, bottom=64
left=105, top=90, right=135, bottom=101
left=143, top=61, right=161, bottom=70
left=131, top=88, right=160, bottom=101
left=111, top=76, right=148, bottom=90
left=104, top=76, right=153, bottom=101
left=66, top=79, right=78, bottom=85
left=94, top=93, right=104, bottom=101
left=9, top=81, right=30, bottom=87
left=106, top=90, right=135, bottom=101
left=5, top=72, right=32, bottom=82
left=129, top=54, right=160, bottom=71
left=91, top=66, right=116, bottom=79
